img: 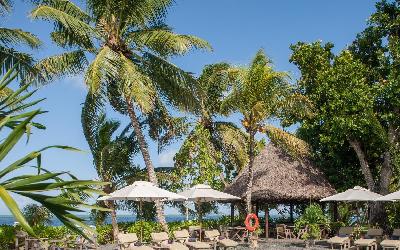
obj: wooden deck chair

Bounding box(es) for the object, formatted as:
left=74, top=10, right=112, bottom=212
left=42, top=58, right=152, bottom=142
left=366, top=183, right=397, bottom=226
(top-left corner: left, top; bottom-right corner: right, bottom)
left=354, top=228, right=383, bottom=250
left=117, top=233, right=153, bottom=250
left=173, top=229, right=211, bottom=250
left=204, top=229, right=238, bottom=250
left=327, top=227, right=353, bottom=249
left=151, top=232, right=188, bottom=250
left=380, top=229, right=400, bottom=250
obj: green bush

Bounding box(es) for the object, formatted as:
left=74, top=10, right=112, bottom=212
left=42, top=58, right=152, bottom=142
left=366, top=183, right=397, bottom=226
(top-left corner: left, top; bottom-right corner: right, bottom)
left=295, top=204, right=330, bottom=240
left=1, top=216, right=239, bottom=246
left=0, top=225, right=15, bottom=249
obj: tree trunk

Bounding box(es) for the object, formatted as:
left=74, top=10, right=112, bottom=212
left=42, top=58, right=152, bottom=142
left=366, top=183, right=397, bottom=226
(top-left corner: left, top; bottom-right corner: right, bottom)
left=245, top=130, right=256, bottom=213
left=125, top=96, right=168, bottom=231
left=348, top=139, right=375, bottom=190
left=372, top=125, right=396, bottom=228
left=107, top=200, right=119, bottom=241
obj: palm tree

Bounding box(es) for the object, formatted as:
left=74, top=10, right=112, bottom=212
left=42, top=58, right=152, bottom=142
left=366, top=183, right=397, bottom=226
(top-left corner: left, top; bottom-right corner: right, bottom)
left=0, top=65, right=107, bottom=236
left=221, top=50, right=290, bottom=213
left=31, top=0, right=210, bottom=229
left=82, top=94, right=142, bottom=240
left=174, top=63, right=248, bottom=189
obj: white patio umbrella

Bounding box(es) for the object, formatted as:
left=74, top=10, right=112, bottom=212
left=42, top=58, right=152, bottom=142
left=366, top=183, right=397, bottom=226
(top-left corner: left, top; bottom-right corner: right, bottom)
left=320, top=186, right=382, bottom=224
left=375, top=190, right=400, bottom=201
left=320, top=186, right=382, bottom=202
left=98, top=181, right=186, bottom=240
left=177, top=184, right=240, bottom=240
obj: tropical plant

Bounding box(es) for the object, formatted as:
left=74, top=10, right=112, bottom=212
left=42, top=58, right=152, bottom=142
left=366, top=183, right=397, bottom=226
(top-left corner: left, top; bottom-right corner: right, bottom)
left=22, top=204, right=52, bottom=226
left=221, top=49, right=291, bottom=212
left=290, top=36, right=399, bottom=226
left=31, top=0, right=210, bottom=229
left=295, top=204, right=330, bottom=242
left=0, top=65, right=107, bottom=236
left=173, top=63, right=248, bottom=190
left=82, top=94, right=143, bottom=240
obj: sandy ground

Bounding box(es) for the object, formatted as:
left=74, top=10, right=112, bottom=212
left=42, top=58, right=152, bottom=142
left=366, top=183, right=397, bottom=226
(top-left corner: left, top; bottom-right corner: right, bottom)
left=99, top=239, right=333, bottom=250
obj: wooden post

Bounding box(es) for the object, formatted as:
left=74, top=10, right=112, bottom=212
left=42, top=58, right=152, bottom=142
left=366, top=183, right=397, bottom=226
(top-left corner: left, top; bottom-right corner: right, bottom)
left=230, top=203, right=235, bottom=226
left=255, top=203, right=259, bottom=217
left=265, top=207, right=269, bottom=239
left=289, top=204, right=294, bottom=223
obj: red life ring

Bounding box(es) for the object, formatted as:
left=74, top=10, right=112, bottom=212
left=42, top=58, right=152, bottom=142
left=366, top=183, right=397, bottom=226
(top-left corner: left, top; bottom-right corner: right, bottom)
left=244, top=213, right=259, bottom=232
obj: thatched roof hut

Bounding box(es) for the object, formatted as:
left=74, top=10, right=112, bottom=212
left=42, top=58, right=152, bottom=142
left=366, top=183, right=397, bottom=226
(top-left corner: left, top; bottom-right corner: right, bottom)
left=225, top=143, right=336, bottom=203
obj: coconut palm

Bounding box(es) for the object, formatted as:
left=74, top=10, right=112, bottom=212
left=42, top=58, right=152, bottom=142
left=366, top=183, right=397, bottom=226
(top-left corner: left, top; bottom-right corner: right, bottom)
left=31, top=0, right=210, bottom=228
left=82, top=94, right=143, bottom=240
left=221, top=50, right=291, bottom=213
left=174, top=63, right=249, bottom=190
left=0, top=65, right=107, bottom=236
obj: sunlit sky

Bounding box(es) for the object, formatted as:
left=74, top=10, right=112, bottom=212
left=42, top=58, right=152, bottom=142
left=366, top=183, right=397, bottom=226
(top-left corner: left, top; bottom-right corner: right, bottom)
left=0, top=0, right=377, bottom=214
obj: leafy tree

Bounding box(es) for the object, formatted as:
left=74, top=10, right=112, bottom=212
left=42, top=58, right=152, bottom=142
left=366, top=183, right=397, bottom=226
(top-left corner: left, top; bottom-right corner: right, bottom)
left=31, top=0, right=210, bottom=229
left=0, top=65, right=107, bottom=236
left=22, top=204, right=52, bottom=227
left=290, top=39, right=399, bottom=226
left=221, top=49, right=290, bottom=213
left=173, top=63, right=248, bottom=191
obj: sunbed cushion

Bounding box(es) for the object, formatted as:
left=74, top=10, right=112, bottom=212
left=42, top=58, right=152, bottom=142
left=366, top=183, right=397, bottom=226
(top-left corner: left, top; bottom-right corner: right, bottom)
left=218, top=239, right=238, bottom=247
left=381, top=239, right=400, bottom=247
left=161, top=242, right=189, bottom=250
left=327, top=236, right=349, bottom=244
left=185, top=241, right=211, bottom=249
left=118, top=233, right=138, bottom=244
left=355, top=238, right=376, bottom=246
left=152, top=232, right=169, bottom=243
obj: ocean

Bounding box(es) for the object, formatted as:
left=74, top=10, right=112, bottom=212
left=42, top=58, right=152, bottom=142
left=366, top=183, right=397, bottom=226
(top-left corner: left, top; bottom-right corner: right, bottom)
left=0, top=214, right=221, bottom=226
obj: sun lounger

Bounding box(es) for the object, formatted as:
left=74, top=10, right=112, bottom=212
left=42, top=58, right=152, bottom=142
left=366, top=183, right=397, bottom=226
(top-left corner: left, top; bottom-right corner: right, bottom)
left=354, top=228, right=383, bottom=250
left=327, top=227, right=353, bottom=249
left=173, top=229, right=212, bottom=250
left=151, top=232, right=189, bottom=250
left=204, top=229, right=238, bottom=250
left=380, top=229, right=400, bottom=250
left=117, top=233, right=153, bottom=250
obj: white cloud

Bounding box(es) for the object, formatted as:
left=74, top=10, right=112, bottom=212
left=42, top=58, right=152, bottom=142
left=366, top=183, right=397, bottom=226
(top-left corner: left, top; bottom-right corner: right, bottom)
left=62, top=75, right=87, bottom=91
left=158, top=149, right=177, bottom=167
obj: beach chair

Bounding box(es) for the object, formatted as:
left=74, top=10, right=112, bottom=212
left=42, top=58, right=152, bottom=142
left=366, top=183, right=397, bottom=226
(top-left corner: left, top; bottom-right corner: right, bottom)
left=354, top=228, right=383, bottom=250
left=204, top=229, right=238, bottom=250
left=327, top=227, right=353, bottom=249
left=15, top=230, right=28, bottom=250
left=117, top=233, right=154, bottom=250
left=380, top=229, right=400, bottom=250
left=151, top=232, right=189, bottom=250
left=276, top=224, right=292, bottom=239
left=173, top=229, right=212, bottom=250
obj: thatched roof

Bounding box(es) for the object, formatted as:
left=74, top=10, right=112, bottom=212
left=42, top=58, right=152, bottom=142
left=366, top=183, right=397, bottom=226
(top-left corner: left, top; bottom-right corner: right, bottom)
left=224, top=143, right=336, bottom=203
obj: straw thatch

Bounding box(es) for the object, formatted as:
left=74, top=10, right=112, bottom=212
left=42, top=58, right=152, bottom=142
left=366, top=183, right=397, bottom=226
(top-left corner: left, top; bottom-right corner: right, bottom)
left=224, top=143, right=336, bottom=203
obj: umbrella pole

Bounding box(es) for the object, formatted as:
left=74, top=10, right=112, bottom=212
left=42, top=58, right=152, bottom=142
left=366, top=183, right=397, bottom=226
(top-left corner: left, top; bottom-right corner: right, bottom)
left=198, top=201, right=202, bottom=241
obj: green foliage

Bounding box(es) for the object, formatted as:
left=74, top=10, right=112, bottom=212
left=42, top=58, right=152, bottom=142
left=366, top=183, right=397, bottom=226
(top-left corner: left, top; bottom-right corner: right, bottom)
left=22, top=204, right=52, bottom=226
left=0, top=225, right=14, bottom=249
left=0, top=67, right=107, bottom=237
left=295, top=204, right=330, bottom=240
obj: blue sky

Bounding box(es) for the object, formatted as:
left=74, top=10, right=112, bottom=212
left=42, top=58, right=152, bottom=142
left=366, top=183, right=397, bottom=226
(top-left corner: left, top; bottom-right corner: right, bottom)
left=0, top=0, right=377, bottom=214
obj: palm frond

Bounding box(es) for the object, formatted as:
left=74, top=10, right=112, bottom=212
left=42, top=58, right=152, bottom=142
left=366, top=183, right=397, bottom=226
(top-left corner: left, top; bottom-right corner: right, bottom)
left=33, top=50, right=88, bottom=84
left=31, top=4, right=96, bottom=50
left=142, top=52, right=198, bottom=111
left=0, top=46, right=37, bottom=80
left=128, top=26, right=211, bottom=56
left=0, top=28, right=41, bottom=49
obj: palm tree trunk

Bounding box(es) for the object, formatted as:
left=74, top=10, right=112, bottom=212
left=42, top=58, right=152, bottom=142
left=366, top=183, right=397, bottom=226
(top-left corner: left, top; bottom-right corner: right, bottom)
left=245, top=130, right=256, bottom=213
left=125, top=96, right=168, bottom=231
left=106, top=200, right=119, bottom=241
